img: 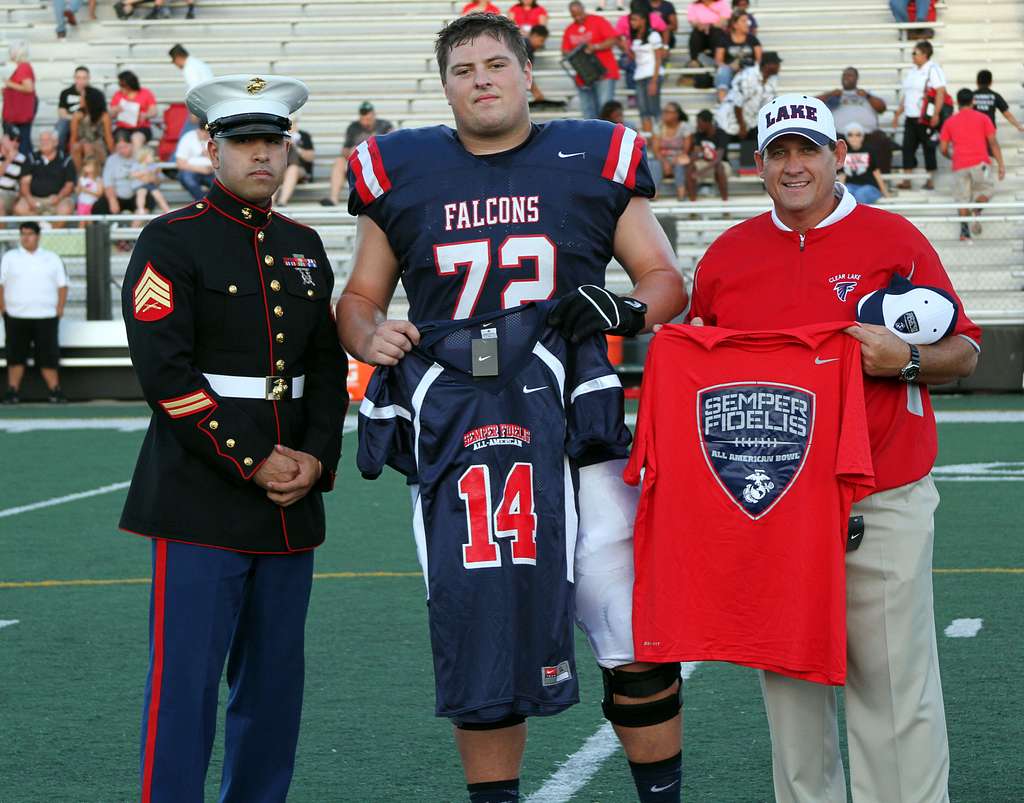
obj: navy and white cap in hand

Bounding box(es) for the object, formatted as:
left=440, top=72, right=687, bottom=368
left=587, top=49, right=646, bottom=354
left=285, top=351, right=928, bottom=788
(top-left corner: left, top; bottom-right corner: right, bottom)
left=856, top=273, right=959, bottom=345
left=757, top=93, right=837, bottom=153
left=186, top=74, right=309, bottom=138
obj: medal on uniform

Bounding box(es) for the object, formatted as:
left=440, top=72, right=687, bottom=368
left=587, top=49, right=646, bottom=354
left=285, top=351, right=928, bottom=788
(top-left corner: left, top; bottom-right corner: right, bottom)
left=283, top=254, right=317, bottom=286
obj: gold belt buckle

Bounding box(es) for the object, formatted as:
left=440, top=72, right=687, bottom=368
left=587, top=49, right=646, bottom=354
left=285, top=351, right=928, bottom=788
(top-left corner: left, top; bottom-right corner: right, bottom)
left=265, top=376, right=289, bottom=401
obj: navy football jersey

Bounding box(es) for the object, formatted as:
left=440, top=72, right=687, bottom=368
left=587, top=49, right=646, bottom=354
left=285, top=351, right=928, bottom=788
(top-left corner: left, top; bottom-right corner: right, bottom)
left=347, top=120, right=656, bottom=324
left=357, top=302, right=631, bottom=722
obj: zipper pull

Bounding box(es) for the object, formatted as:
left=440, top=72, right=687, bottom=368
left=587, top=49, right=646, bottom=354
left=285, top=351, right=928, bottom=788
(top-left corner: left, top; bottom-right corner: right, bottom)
left=799, top=232, right=806, bottom=252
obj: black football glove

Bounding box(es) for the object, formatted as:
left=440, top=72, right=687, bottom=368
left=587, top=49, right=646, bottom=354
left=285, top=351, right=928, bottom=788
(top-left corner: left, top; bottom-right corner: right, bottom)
left=548, top=285, right=648, bottom=342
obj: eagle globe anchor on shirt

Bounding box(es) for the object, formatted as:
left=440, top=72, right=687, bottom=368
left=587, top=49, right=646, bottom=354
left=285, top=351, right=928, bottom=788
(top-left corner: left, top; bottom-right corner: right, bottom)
left=357, top=301, right=632, bottom=724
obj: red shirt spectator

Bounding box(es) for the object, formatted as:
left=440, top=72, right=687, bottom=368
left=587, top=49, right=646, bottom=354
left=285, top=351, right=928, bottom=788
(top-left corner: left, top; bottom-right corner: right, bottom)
left=508, top=1, right=547, bottom=33
left=939, top=106, right=994, bottom=171
left=562, top=12, right=621, bottom=84
left=2, top=61, right=36, bottom=125
left=462, top=1, right=501, bottom=13
left=110, top=71, right=157, bottom=134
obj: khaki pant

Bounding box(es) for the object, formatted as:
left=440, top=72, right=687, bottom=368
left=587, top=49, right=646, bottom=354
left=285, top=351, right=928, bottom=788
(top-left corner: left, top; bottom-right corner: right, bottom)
left=760, top=474, right=949, bottom=803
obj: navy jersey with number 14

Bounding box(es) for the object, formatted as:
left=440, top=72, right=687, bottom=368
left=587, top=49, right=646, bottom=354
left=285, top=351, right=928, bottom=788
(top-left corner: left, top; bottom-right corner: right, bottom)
left=347, top=120, right=656, bottom=324
left=357, top=302, right=631, bottom=723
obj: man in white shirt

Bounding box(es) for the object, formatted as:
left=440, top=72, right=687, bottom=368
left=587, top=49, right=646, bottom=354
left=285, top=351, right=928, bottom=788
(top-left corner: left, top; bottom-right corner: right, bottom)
left=715, top=51, right=781, bottom=166
left=173, top=124, right=213, bottom=199
left=0, top=221, right=69, bottom=403
left=169, top=44, right=214, bottom=92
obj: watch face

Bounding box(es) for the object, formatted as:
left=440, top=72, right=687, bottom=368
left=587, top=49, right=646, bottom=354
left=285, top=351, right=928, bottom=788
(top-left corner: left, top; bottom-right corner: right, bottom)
left=901, top=365, right=920, bottom=382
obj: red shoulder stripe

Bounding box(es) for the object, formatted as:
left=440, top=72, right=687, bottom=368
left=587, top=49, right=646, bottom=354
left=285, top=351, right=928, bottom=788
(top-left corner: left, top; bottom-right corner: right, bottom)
left=601, top=124, right=626, bottom=181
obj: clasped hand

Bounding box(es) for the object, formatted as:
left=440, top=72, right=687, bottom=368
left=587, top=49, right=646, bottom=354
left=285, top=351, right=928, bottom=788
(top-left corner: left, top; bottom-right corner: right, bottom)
left=253, top=445, right=322, bottom=507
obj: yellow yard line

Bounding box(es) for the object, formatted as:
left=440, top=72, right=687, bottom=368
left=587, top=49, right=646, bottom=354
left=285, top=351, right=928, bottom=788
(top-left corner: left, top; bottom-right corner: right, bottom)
left=0, top=571, right=423, bottom=590
left=2, top=568, right=1019, bottom=591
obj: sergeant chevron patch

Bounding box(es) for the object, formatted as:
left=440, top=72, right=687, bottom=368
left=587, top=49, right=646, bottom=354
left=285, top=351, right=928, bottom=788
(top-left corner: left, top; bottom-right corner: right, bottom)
left=160, top=389, right=215, bottom=419
left=133, top=263, right=174, bottom=321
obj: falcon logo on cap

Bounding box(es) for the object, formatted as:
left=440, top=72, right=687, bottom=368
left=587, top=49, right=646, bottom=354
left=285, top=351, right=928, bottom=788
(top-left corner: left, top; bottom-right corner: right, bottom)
left=246, top=77, right=267, bottom=95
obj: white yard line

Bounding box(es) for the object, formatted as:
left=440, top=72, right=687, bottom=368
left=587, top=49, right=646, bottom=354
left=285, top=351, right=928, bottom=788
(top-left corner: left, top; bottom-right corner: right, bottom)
left=0, top=482, right=131, bottom=519
left=944, top=618, right=983, bottom=638
left=0, top=620, right=19, bottom=630
left=526, top=663, right=700, bottom=803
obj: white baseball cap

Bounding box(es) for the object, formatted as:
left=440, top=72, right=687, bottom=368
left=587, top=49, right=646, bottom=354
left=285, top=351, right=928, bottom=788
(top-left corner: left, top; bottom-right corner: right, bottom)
left=757, top=93, right=837, bottom=153
left=856, top=274, right=959, bottom=345
left=187, top=74, right=308, bottom=138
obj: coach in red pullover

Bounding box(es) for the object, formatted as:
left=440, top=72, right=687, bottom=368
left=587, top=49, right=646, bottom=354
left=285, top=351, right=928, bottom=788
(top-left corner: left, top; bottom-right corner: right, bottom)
left=688, top=94, right=979, bottom=803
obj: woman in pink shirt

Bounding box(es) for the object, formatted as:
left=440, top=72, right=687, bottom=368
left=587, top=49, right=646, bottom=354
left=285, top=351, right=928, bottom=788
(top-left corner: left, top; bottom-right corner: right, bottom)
left=507, top=0, right=547, bottom=34
left=686, top=0, right=730, bottom=65
left=109, top=70, right=157, bottom=146
left=2, top=42, right=36, bottom=157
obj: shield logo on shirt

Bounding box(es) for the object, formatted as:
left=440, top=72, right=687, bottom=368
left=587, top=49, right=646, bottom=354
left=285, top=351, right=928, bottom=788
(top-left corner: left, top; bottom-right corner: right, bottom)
left=697, top=382, right=815, bottom=520
left=132, top=262, right=173, bottom=321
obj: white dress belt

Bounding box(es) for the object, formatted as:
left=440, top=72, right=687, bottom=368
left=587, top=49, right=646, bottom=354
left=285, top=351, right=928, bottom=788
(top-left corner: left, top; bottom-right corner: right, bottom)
left=203, top=372, right=305, bottom=400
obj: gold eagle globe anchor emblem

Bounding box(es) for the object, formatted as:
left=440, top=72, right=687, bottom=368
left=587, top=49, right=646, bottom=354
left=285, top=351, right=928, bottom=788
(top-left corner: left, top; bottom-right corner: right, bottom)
left=246, top=77, right=268, bottom=95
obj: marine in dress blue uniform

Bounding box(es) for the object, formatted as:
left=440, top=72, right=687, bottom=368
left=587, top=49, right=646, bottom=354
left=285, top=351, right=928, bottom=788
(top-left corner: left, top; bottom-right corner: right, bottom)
left=120, top=74, right=347, bottom=803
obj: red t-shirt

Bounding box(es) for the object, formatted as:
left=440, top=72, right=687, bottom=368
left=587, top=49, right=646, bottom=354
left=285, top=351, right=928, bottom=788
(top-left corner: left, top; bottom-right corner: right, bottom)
left=111, top=88, right=157, bottom=129
left=625, top=323, right=875, bottom=684
left=939, top=108, right=995, bottom=171
left=509, top=3, right=547, bottom=30
left=462, top=1, right=501, bottom=13
left=689, top=201, right=982, bottom=493
left=561, top=15, right=622, bottom=84
left=2, top=62, right=36, bottom=124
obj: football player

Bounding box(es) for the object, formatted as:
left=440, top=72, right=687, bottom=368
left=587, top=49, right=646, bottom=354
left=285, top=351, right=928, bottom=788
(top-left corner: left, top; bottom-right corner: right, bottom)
left=338, top=13, right=688, bottom=803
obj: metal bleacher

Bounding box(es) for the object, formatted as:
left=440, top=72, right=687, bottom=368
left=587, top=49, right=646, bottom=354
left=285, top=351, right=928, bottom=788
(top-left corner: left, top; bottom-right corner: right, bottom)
left=1, top=0, right=1023, bottom=331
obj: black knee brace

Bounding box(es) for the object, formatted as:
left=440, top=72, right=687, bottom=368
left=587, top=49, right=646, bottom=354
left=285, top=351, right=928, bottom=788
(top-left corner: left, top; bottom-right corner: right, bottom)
left=453, top=714, right=526, bottom=731
left=601, top=663, right=682, bottom=728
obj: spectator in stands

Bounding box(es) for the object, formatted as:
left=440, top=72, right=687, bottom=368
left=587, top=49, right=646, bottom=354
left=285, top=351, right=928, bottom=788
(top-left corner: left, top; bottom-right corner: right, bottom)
left=92, top=132, right=153, bottom=222
left=116, top=0, right=197, bottom=19
left=0, top=221, right=69, bottom=404
left=889, top=0, right=933, bottom=40
left=648, top=0, right=678, bottom=49
left=714, top=51, right=780, bottom=165
left=940, top=88, right=1005, bottom=242
left=598, top=99, right=632, bottom=127
left=75, top=157, right=103, bottom=217
left=132, top=146, right=170, bottom=214
left=14, top=130, right=76, bottom=226
left=731, top=0, right=756, bottom=35
left=629, top=10, right=668, bottom=136
left=169, top=44, right=214, bottom=94
left=2, top=42, right=37, bottom=158
left=275, top=118, right=316, bottom=208
left=649, top=102, right=692, bottom=198
left=818, top=67, right=892, bottom=174
left=320, top=102, right=394, bottom=207
left=110, top=71, right=158, bottom=147
left=524, top=25, right=550, bottom=102
left=52, top=0, right=82, bottom=40
left=685, top=108, right=731, bottom=200
left=57, top=66, right=106, bottom=153
left=839, top=122, right=889, bottom=205
left=685, top=0, right=730, bottom=67
left=462, top=1, right=502, bottom=13
left=173, top=123, right=213, bottom=200
left=562, top=2, right=621, bottom=120
left=69, top=88, right=115, bottom=172
left=712, top=10, right=760, bottom=103
left=972, top=70, right=1024, bottom=132
left=894, top=40, right=945, bottom=190
left=508, top=0, right=548, bottom=34
left=0, top=126, right=28, bottom=218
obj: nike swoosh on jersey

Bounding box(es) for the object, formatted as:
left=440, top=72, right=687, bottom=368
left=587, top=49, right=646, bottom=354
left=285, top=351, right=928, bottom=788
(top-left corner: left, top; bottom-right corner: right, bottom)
left=522, top=385, right=548, bottom=394
left=815, top=357, right=839, bottom=365
left=558, top=151, right=585, bottom=158
left=477, top=355, right=492, bottom=362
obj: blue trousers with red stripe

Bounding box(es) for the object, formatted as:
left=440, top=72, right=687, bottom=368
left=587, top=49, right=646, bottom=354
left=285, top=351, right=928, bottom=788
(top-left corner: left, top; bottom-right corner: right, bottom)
left=140, top=539, right=314, bottom=803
